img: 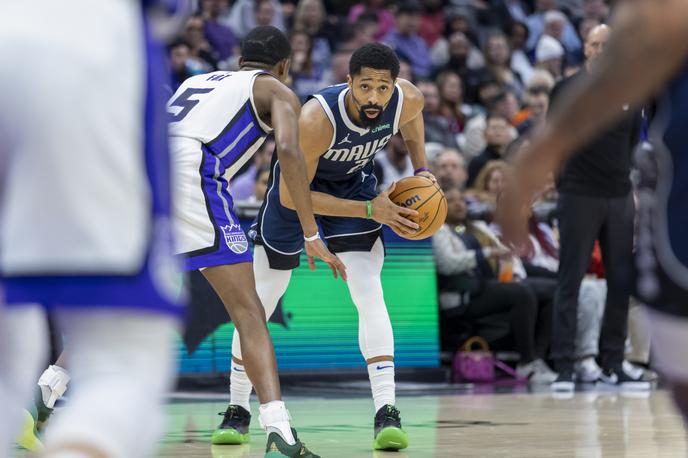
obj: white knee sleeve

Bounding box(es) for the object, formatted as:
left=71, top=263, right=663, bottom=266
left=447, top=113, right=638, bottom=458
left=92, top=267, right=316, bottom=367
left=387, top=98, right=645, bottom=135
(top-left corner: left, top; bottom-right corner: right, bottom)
left=44, top=310, right=177, bottom=458
left=338, top=239, right=394, bottom=360
left=0, top=303, right=47, bottom=457
left=231, top=246, right=292, bottom=361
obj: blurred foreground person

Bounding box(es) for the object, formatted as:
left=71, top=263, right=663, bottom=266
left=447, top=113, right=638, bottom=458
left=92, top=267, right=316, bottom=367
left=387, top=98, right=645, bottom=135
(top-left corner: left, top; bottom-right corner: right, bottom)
left=497, top=0, right=688, bottom=418
left=0, top=1, right=185, bottom=457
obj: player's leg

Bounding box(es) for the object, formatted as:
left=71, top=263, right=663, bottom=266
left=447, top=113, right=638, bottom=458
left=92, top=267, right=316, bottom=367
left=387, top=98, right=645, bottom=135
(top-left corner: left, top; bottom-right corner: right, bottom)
left=41, top=309, right=176, bottom=458
left=645, top=308, right=688, bottom=419
left=214, top=246, right=293, bottom=445
left=0, top=303, right=48, bottom=455
left=337, top=238, right=408, bottom=451
left=203, top=261, right=316, bottom=455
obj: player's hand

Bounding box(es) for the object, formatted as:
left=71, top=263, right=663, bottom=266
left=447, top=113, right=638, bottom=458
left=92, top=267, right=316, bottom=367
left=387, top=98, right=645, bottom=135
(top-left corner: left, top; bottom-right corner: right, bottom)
left=372, top=182, right=419, bottom=235
left=494, top=169, right=532, bottom=250
left=415, top=170, right=437, bottom=183
left=304, top=237, right=348, bottom=281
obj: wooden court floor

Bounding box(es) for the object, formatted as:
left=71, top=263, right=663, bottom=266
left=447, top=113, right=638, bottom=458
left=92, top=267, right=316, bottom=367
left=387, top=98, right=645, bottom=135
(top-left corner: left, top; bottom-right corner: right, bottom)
left=12, top=390, right=687, bottom=457
left=158, top=390, right=686, bottom=458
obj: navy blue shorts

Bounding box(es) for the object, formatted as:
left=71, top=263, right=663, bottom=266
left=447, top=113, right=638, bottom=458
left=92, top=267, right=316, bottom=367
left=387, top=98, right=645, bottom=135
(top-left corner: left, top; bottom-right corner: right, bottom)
left=251, top=161, right=383, bottom=270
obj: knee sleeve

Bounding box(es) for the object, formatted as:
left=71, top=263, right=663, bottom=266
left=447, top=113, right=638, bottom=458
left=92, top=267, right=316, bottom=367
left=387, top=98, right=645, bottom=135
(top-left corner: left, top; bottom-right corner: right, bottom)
left=338, top=239, right=394, bottom=360
left=0, top=303, right=47, bottom=456
left=44, top=310, right=177, bottom=458
left=232, top=246, right=292, bottom=361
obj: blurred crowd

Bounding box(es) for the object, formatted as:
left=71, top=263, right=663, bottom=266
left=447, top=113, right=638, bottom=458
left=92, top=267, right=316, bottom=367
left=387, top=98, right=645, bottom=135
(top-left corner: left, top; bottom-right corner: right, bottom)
left=167, top=0, right=652, bottom=385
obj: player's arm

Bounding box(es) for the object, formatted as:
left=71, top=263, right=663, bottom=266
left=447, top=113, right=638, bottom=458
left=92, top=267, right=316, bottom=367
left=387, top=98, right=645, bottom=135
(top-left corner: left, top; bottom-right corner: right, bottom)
left=397, top=79, right=434, bottom=182
left=497, top=0, right=688, bottom=244
left=253, top=76, right=346, bottom=279
left=279, top=99, right=420, bottom=234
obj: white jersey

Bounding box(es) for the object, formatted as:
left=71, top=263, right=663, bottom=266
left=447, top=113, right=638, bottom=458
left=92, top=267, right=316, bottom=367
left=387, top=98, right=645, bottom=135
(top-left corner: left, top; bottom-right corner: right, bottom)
left=169, top=70, right=274, bottom=258
left=168, top=70, right=273, bottom=181
left=0, top=0, right=154, bottom=276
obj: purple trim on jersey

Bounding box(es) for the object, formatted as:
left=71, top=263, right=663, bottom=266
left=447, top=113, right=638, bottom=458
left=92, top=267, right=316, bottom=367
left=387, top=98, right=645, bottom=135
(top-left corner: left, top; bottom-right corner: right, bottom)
left=206, top=104, right=263, bottom=168
left=182, top=145, right=253, bottom=270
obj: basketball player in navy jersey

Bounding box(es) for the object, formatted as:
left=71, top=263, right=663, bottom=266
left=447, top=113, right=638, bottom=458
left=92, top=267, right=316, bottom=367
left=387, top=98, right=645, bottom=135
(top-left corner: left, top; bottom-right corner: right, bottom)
left=495, top=0, right=688, bottom=419
left=219, top=43, right=434, bottom=451
left=169, top=26, right=345, bottom=457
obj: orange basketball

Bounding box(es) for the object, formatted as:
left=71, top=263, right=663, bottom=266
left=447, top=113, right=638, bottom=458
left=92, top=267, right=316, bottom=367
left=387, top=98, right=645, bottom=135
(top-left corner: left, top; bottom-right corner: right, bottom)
left=388, top=176, right=447, bottom=240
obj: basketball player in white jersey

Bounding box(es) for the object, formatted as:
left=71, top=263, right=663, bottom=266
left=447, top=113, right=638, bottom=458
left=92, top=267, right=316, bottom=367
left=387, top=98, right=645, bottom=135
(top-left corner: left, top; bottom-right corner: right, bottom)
left=168, top=26, right=345, bottom=457
left=222, top=43, right=435, bottom=451
left=0, top=1, right=185, bottom=457
left=495, top=0, right=688, bottom=419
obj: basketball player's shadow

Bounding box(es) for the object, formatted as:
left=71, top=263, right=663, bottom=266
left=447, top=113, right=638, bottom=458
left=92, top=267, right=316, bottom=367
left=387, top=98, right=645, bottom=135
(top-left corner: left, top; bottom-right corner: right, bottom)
left=183, top=270, right=290, bottom=354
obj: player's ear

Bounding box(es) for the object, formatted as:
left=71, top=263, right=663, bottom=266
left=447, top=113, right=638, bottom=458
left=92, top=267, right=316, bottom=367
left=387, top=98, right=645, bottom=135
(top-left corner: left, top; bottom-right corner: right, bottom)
left=347, top=74, right=353, bottom=88
left=278, top=58, right=290, bottom=81
left=238, top=56, right=244, bottom=67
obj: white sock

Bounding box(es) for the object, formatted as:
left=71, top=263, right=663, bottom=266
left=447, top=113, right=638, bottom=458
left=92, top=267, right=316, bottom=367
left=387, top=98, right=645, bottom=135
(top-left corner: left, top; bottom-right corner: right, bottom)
left=38, top=364, right=70, bottom=408
left=229, top=362, right=252, bottom=413
left=259, top=400, right=294, bottom=445
left=368, top=361, right=396, bottom=413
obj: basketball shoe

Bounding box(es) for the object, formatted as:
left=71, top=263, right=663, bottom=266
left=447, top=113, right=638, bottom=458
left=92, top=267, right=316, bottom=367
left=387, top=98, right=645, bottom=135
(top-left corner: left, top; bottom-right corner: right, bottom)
left=264, top=428, right=319, bottom=457
left=15, top=406, right=43, bottom=452
left=373, top=405, right=409, bottom=450
left=212, top=405, right=251, bottom=445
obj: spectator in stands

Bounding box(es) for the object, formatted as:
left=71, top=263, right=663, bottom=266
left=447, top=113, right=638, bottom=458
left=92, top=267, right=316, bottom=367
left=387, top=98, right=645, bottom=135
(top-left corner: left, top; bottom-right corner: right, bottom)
left=462, top=91, right=519, bottom=160
left=230, top=138, right=275, bottom=201
left=535, top=34, right=564, bottom=81
left=577, top=17, right=600, bottom=46
left=431, top=31, right=485, bottom=102
left=339, top=12, right=377, bottom=52
left=581, top=0, right=609, bottom=23
left=168, top=40, right=193, bottom=91
left=347, top=0, right=395, bottom=41
left=417, top=80, right=460, bottom=148
left=255, top=0, right=277, bottom=28
left=476, top=0, right=531, bottom=31
left=228, top=0, right=285, bottom=39
left=200, top=0, right=237, bottom=62
left=516, top=86, right=550, bottom=135
left=323, top=51, right=352, bottom=85
left=548, top=24, right=643, bottom=388
left=289, top=30, right=327, bottom=101
left=466, top=160, right=507, bottom=207
left=252, top=165, right=271, bottom=203
left=292, top=0, right=336, bottom=66
left=483, top=33, right=525, bottom=99
left=508, top=20, right=535, bottom=85
left=432, top=149, right=467, bottom=190
left=467, top=114, right=514, bottom=187
left=433, top=187, right=556, bottom=383
left=374, top=134, right=414, bottom=191
left=384, top=0, right=433, bottom=79
left=437, top=71, right=473, bottom=136
left=526, top=0, right=581, bottom=56
left=398, top=57, right=415, bottom=83
left=182, top=15, right=217, bottom=71
left=418, top=0, right=446, bottom=48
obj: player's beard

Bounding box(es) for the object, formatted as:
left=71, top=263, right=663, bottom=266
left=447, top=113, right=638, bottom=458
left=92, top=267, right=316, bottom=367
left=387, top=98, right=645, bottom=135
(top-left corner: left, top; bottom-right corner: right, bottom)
left=358, top=103, right=384, bottom=129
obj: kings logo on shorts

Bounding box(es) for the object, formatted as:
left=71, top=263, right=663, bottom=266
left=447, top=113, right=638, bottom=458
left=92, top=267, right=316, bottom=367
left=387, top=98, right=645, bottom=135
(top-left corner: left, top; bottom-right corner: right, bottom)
left=221, top=224, right=249, bottom=254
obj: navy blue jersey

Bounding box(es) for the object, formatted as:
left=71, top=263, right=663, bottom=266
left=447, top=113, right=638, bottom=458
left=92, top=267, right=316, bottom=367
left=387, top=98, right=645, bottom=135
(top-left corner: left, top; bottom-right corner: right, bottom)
left=251, top=83, right=406, bottom=268
left=310, top=83, right=404, bottom=181
left=634, top=64, right=688, bottom=311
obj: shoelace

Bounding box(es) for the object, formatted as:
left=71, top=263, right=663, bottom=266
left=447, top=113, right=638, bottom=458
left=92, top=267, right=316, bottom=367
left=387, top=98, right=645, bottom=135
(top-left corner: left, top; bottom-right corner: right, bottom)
left=217, top=406, right=239, bottom=420
left=383, top=406, right=400, bottom=421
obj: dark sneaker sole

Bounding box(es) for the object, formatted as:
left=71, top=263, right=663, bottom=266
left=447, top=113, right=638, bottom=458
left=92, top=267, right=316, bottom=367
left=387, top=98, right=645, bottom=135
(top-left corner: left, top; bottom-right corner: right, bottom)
left=373, top=426, right=409, bottom=450
left=211, top=428, right=250, bottom=445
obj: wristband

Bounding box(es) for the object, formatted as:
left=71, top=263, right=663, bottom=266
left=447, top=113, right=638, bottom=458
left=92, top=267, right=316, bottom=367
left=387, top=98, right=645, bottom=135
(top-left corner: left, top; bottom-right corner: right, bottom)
left=304, top=232, right=320, bottom=242
left=366, top=200, right=373, bottom=219
left=414, top=167, right=431, bottom=175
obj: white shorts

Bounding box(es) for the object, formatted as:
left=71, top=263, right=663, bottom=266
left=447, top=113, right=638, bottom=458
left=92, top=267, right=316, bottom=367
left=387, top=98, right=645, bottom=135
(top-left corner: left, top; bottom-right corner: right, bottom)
left=646, top=307, right=688, bottom=382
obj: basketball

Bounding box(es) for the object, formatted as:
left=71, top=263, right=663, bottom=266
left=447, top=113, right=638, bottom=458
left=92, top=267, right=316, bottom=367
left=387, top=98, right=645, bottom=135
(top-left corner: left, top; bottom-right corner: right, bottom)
left=388, top=176, right=447, bottom=240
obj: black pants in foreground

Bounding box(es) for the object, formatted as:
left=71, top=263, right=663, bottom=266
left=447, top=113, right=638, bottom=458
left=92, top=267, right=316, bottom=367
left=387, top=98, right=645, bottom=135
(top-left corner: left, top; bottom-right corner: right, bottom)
left=552, top=192, right=634, bottom=371
left=464, top=279, right=553, bottom=363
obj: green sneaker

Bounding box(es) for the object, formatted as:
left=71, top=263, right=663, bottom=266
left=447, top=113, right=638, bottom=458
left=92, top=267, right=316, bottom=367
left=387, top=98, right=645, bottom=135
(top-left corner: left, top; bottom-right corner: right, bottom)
left=372, top=405, right=409, bottom=451
left=211, top=405, right=251, bottom=445
left=16, top=408, right=43, bottom=452
left=264, top=428, right=319, bottom=458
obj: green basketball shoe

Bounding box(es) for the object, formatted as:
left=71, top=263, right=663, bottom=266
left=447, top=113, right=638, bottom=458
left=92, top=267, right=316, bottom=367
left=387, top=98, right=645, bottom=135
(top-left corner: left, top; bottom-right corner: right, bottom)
left=264, top=428, right=319, bottom=458
left=211, top=405, right=251, bottom=445
left=372, top=405, right=409, bottom=451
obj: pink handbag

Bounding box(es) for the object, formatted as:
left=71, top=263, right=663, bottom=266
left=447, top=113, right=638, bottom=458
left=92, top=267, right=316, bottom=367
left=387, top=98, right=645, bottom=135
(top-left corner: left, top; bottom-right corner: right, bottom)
left=452, top=336, right=526, bottom=383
